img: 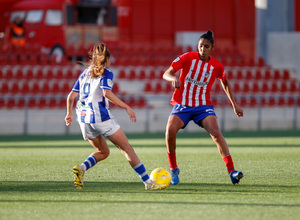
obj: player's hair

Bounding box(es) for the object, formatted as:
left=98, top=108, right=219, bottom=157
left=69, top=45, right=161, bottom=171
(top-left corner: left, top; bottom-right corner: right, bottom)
left=200, top=30, right=214, bottom=46
left=89, top=43, right=111, bottom=78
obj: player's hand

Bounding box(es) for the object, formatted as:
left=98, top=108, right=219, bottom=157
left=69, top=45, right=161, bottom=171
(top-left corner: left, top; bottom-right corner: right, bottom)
left=65, top=114, right=73, bottom=126
left=126, top=107, right=137, bottom=122
left=234, top=105, right=243, bottom=117
left=172, top=78, right=181, bottom=89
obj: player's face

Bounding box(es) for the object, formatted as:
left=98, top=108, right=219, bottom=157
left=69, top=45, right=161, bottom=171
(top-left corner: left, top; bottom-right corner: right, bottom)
left=198, top=38, right=213, bottom=62
left=105, top=57, right=111, bottom=68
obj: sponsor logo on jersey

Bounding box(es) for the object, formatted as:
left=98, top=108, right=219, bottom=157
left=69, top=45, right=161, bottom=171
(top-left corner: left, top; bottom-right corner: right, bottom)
left=173, top=57, right=180, bottom=62
left=186, top=77, right=208, bottom=86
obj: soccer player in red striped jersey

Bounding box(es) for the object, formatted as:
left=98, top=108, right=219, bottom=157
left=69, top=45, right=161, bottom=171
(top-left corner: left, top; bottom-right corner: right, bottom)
left=163, top=30, right=244, bottom=185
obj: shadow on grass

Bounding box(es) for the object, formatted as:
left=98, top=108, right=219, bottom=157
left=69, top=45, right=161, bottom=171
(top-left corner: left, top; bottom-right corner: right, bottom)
left=0, top=181, right=299, bottom=208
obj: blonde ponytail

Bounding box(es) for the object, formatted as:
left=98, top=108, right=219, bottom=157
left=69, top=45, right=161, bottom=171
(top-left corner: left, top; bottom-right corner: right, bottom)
left=89, top=43, right=110, bottom=78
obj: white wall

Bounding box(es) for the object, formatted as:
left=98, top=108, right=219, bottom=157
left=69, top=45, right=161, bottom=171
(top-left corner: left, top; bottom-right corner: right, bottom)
left=267, top=32, right=300, bottom=77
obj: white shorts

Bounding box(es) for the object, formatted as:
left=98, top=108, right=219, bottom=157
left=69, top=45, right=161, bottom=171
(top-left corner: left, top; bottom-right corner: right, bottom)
left=79, top=118, right=120, bottom=140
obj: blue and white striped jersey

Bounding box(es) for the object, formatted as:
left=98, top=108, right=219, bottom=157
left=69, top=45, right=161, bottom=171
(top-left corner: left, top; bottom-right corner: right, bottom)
left=72, top=66, right=114, bottom=123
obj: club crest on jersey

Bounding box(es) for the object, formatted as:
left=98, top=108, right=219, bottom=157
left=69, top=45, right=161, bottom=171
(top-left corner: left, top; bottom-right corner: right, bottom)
left=204, top=72, right=210, bottom=78
left=173, top=57, right=180, bottom=63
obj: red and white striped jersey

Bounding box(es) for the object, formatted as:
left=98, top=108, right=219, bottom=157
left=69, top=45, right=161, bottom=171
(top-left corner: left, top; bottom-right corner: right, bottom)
left=170, top=52, right=226, bottom=107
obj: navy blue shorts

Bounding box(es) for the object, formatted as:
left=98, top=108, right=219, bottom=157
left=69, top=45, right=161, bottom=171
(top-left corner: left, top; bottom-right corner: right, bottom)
left=170, top=104, right=217, bottom=128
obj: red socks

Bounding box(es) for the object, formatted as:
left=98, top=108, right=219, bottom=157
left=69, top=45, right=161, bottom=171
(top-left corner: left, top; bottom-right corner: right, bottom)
left=167, top=152, right=178, bottom=169
left=223, top=155, right=235, bottom=174
left=168, top=152, right=234, bottom=173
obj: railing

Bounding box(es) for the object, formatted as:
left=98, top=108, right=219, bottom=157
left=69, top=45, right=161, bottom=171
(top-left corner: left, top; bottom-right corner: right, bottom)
left=0, top=95, right=299, bottom=135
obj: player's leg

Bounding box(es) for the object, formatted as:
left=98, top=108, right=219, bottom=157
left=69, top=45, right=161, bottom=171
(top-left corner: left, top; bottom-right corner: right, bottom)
left=201, top=115, right=243, bottom=184
left=165, top=115, right=185, bottom=185
left=107, top=128, right=165, bottom=190
left=73, top=135, right=110, bottom=189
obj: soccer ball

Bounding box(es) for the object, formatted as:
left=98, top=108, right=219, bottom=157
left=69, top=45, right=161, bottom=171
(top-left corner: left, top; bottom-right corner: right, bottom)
left=150, top=168, right=171, bottom=189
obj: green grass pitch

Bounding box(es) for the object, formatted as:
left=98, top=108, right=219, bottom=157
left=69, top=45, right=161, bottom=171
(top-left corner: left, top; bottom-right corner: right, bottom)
left=0, top=130, right=299, bottom=220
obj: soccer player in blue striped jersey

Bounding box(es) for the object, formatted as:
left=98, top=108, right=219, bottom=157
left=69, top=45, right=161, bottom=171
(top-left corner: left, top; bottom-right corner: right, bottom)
left=65, top=43, right=164, bottom=190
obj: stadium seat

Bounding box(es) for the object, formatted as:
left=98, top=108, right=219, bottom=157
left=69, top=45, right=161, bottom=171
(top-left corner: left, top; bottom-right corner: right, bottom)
left=6, top=99, right=16, bottom=108
left=236, top=70, right=243, bottom=80
left=252, top=82, right=259, bottom=93
left=128, top=69, right=136, bottom=79
left=245, top=70, right=252, bottom=80
left=56, top=69, right=64, bottom=79
left=249, top=97, right=258, bottom=107
left=271, top=82, right=278, bottom=93
left=25, top=69, right=34, bottom=80
left=138, top=70, right=146, bottom=80
left=289, top=81, right=297, bottom=92
left=165, top=83, right=173, bottom=93
left=45, top=69, right=54, bottom=80
left=21, top=82, right=30, bottom=94
left=10, top=82, right=20, bottom=94
left=144, top=82, right=152, bottom=92
left=15, top=69, right=23, bottom=78
left=30, top=82, right=40, bottom=94
left=279, top=81, right=288, bottom=93
left=233, top=82, right=240, bottom=93
left=35, top=69, right=44, bottom=79
left=278, top=97, right=286, bottom=106
left=264, top=70, right=271, bottom=80
left=0, top=83, right=9, bottom=94
left=255, top=70, right=262, bottom=80
left=283, top=69, right=290, bottom=80
left=51, top=82, right=60, bottom=94
left=261, top=82, right=269, bottom=92
left=40, top=82, right=50, bottom=94
left=5, top=70, right=13, bottom=80
left=274, top=70, right=281, bottom=80
left=242, top=82, right=250, bottom=93
left=17, top=99, right=25, bottom=108
left=148, top=69, right=156, bottom=79
left=154, top=82, right=163, bottom=93
left=118, top=69, right=126, bottom=79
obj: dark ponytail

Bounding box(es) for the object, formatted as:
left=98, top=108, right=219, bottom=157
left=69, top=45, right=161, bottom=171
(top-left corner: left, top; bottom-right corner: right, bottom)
left=200, top=30, right=214, bottom=46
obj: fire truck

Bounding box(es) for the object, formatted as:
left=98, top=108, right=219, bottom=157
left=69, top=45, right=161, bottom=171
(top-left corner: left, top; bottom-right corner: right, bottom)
left=3, top=0, right=118, bottom=62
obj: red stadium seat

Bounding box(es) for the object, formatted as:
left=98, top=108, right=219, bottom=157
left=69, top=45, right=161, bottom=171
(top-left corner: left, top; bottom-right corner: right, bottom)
left=128, top=69, right=136, bottom=79
left=118, top=69, right=126, bottom=79
left=144, top=82, right=152, bottom=92
left=0, top=83, right=9, bottom=94
left=21, top=82, right=30, bottom=94
left=283, top=69, right=290, bottom=80
left=252, top=82, right=259, bottom=93
left=261, top=82, right=269, bottom=92
left=264, top=70, right=271, bottom=80
left=245, top=70, right=252, bottom=80
left=25, top=69, right=34, bottom=80
left=279, top=82, right=288, bottom=93
left=273, top=70, right=281, bottom=80
left=233, top=82, right=240, bottom=93
left=236, top=70, right=243, bottom=80
left=10, top=82, right=20, bottom=94
left=138, top=70, right=146, bottom=80
left=255, top=70, right=262, bottom=80
left=271, top=82, right=278, bottom=92
left=40, top=82, right=50, bottom=94
left=31, top=82, right=40, bottom=94
left=154, top=82, right=163, bottom=93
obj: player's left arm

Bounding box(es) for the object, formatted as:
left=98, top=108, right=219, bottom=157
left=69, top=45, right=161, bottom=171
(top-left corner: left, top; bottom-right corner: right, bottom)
left=220, top=78, right=243, bottom=117
left=103, top=89, right=137, bottom=122
left=65, top=91, right=78, bottom=126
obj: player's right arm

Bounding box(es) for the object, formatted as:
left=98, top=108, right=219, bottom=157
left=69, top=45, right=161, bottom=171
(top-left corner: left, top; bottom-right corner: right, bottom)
left=163, top=66, right=181, bottom=89
left=65, top=91, right=78, bottom=126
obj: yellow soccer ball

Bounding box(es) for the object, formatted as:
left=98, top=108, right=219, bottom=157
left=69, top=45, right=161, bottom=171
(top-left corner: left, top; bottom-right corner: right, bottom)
left=150, top=168, right=171, bottom=189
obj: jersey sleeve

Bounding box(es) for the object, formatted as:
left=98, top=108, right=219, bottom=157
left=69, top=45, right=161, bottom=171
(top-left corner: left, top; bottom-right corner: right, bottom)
left=72, top=78, right=80, bottom=93
left=100, top=70, right=113, bottom=90
left=171, top=53, right=188, bottom=72
left=216, top=63, right=227, bottom=82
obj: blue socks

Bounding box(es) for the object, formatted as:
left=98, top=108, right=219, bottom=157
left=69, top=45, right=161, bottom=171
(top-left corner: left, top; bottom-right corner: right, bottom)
left=133, top=162, right=150, bottom=182
left=81, top=155, right=97, bottom=172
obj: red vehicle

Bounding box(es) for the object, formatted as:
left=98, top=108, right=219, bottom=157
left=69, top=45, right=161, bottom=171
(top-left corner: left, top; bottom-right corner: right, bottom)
left=3, top=0, right=118, bottom=61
